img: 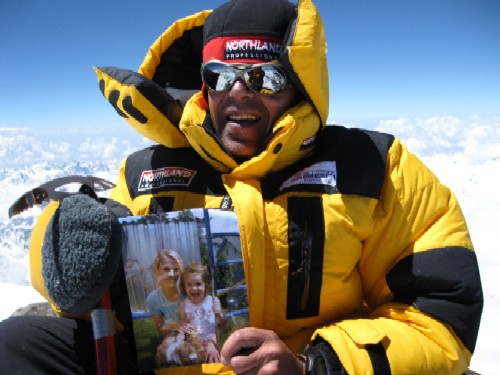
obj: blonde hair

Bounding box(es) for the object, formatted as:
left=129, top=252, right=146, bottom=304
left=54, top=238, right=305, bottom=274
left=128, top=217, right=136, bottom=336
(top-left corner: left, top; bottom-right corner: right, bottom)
left=151, top=249, right=184, bottom=279
left=179, top=263, right=212, bottom=296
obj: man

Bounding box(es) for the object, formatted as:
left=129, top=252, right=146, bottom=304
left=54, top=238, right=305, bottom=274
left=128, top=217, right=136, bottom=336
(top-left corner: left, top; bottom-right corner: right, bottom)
left=0, top=0, right=483, bottom=374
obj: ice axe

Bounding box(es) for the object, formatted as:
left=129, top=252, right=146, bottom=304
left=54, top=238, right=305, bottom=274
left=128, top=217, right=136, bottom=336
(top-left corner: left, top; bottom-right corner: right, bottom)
left=8, top=175, right=119, bottom=375
left=8, top=175, right=114, bottom=218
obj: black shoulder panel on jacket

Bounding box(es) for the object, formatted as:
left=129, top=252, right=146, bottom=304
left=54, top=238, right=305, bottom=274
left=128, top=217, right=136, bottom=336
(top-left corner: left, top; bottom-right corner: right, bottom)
left=123, top=144, right=227, bottom=199
left=261, top=126, right=394, bottom=200
left=323, top=126, right=394, bottom=198
left=387, top=246, right=483, bottom=353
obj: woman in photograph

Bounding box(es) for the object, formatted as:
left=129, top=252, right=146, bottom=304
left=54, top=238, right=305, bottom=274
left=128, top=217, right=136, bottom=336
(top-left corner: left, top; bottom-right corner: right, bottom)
left=146, top=249, right=188, bottom=337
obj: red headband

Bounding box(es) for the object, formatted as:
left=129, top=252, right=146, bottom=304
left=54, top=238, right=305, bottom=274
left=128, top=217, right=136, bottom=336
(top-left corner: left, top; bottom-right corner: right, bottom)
left=203, top=35, right=283, bottom=64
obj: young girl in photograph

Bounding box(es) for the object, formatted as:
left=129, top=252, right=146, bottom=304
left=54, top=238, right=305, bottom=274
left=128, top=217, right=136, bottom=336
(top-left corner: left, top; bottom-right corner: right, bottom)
left=179, top=263, right=226, bottom=363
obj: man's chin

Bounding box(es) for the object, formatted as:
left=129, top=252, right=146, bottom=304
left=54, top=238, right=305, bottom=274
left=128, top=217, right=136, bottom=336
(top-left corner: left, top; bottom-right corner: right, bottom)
left=223, top=140, right=258, bottom=159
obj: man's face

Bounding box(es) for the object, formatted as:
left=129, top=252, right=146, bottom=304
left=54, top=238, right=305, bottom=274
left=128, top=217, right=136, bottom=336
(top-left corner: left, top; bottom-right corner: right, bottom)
left=208, top=78, right=298, bottom=158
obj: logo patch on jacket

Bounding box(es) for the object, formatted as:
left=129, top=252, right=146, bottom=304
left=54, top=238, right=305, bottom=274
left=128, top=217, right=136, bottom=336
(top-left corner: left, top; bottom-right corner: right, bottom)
left=138, top=167, right=197, bottom=191
left=280, top=161, right=337, bottom=190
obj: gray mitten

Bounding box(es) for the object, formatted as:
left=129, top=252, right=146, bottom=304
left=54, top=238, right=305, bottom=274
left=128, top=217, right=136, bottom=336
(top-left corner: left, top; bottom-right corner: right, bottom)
left=42, top=193, right=123, bottom=314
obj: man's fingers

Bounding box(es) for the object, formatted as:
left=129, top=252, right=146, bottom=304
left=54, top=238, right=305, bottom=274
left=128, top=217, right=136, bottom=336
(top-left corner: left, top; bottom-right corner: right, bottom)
left=222, top=327, right=263, bottom=359
left=229, top=348, right=262, bottom=374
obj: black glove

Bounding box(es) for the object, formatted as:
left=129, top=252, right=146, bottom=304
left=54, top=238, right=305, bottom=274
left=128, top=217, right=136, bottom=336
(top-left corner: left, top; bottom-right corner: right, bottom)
left=304, top=340, right=347, bottom=375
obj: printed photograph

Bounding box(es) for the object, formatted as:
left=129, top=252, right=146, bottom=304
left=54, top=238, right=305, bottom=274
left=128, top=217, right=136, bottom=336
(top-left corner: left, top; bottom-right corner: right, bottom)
left=120, top=209, right=249, bottom=372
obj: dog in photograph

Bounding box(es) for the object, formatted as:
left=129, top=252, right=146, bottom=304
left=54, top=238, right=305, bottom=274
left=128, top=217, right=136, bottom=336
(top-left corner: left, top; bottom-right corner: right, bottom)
left=156, top=331, right=207, bottom=367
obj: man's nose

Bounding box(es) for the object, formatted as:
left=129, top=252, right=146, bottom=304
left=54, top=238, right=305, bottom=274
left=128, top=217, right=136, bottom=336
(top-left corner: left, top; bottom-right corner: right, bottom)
left=229, top=78, right=254, bottom=99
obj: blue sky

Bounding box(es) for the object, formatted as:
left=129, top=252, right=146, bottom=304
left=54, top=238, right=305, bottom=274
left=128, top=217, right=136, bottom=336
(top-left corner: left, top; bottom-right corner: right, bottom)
left=1, top=0, right=499, bottom=132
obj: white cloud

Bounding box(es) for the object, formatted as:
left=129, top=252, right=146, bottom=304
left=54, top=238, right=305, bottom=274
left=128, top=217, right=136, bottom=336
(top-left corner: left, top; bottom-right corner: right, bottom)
left=0, top=127, right=153, bottom=168
left=376, top=115, right=500, bottom=162
left=79, top=137, right=119, bottom=159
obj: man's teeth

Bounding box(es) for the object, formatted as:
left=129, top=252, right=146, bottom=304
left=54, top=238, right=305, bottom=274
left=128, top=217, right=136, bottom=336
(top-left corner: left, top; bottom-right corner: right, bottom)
left=228, top=114, right=258, bottom=121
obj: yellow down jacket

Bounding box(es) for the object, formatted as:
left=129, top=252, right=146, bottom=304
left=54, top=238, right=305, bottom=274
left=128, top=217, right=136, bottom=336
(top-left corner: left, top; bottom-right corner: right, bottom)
left=32, top=0, right=483, bottom=374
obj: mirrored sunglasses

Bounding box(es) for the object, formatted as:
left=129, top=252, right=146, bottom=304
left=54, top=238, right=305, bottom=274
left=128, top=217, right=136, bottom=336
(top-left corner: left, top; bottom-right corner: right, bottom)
left=201, top=60, right=290, bottom=95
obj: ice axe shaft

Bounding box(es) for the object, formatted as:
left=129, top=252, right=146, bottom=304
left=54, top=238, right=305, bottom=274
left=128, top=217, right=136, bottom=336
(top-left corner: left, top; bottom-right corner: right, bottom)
left=92, top=290, right=117, bottom=375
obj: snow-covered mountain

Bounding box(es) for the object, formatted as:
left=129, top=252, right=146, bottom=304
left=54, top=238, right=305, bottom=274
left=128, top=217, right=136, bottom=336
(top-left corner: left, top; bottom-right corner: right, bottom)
left=0, top=160, right=120, bottom=285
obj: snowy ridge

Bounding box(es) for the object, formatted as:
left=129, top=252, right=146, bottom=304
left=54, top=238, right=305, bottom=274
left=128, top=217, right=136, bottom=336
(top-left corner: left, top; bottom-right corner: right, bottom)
left=0, top=160, right=120, bottom=285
